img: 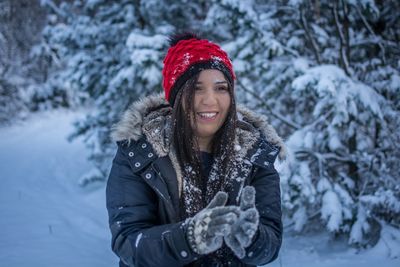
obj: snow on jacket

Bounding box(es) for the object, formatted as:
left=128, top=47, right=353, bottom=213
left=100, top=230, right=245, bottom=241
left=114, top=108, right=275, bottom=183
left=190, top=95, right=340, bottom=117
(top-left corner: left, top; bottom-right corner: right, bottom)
left=106, top=93, right=286, bottom=267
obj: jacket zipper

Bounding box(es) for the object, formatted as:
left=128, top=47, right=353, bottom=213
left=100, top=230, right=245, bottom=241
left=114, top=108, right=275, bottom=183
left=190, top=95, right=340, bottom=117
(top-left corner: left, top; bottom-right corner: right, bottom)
left=150, top=163, right=178, bottom=222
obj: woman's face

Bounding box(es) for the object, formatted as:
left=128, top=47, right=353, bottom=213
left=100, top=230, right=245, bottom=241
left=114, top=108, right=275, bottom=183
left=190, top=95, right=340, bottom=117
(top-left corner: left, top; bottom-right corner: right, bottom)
left=191, top=69, right=231, bottom=141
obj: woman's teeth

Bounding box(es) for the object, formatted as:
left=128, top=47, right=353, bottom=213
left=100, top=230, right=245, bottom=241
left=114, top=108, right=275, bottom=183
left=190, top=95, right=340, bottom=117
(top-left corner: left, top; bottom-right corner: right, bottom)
left=198, top=112, right=217, bottom=118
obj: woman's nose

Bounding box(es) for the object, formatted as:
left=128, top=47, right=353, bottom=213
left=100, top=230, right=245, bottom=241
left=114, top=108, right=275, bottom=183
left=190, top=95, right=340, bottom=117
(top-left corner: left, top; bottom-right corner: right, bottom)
left=201, top=89, right=218, bottom=106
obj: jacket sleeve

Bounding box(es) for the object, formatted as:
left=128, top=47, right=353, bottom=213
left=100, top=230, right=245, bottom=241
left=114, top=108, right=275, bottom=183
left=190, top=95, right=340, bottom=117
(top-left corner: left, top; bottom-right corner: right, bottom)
left=106, top=142, right=199, bottom=267
left=240, top=150, right=283, bottom=265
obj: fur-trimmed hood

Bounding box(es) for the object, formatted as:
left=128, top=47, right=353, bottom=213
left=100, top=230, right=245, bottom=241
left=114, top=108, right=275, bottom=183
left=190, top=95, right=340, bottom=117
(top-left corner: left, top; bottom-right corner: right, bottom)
left=111, top=93, right=286, bottom=159
left=111, top=92, right=286, bottom=200
left=111, top=93, right=286, bottom=160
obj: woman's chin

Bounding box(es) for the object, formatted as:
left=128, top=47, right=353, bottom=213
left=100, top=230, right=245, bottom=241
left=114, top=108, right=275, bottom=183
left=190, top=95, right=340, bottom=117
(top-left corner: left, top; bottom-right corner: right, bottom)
left=195, top=129, right=218, bottom=140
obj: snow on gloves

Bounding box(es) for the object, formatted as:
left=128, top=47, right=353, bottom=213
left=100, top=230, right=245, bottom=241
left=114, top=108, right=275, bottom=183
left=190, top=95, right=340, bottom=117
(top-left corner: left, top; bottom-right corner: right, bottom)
left=186, top=191, right=238, bottom=255
left=224, top=186, right=260, bottom=259
left=186, top=187, right=260, bottom=258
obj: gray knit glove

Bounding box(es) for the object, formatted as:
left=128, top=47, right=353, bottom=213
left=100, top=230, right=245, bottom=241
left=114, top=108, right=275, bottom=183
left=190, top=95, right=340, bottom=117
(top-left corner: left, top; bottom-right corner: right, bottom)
left=224, top=186, right=260, bottom=259
left=186, top=191, right=239, bottom=255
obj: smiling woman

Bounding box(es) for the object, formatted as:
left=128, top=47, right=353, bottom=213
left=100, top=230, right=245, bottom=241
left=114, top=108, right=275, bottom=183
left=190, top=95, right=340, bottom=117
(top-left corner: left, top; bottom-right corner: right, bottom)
left=106, top=32, right=286, bottom=267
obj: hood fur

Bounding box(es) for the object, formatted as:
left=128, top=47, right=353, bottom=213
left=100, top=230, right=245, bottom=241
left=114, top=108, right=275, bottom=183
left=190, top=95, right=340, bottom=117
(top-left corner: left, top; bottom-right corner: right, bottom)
left=111, top=93, right=286, bottom=160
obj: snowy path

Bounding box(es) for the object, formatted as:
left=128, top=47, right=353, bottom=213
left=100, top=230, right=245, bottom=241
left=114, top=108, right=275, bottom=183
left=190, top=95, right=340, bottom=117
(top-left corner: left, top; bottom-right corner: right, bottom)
left=0, top=110, right=117, bottom=267
left=0, top=109, right=398, bottom=267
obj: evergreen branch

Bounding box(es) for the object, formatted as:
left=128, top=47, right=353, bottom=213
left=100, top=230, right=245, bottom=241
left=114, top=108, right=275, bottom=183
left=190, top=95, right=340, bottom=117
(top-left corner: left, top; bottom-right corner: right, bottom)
left=313, top=0, right=321, bottom=19
left=349, top=37, right=399, bottom=53
left=41, top=0, right=67, bottom=18
left=304, top=109, right=334, bottom=130
left=300, top=7, right=321, bottom=64
left=133, top=0, right=147, bottom=29
left=350, top=37, right=390, bottom=48
left=283, top=210, right=321, bottom=230
left=295, top=148, right=354, bottom=182
left=332, top=1, right=352, bottom=77
left=295, top=149, right=354, bottom=163
left=236, top=79, right=301, bottom=130
left=281, top=45, right=301, bottom=58
left=354, top=5, right=387, bottom=64
left=41, top=42, right=62, bottom=67
left=296, top=148, right=324, bottom=178
left=323, top=152, right=355, bottom=163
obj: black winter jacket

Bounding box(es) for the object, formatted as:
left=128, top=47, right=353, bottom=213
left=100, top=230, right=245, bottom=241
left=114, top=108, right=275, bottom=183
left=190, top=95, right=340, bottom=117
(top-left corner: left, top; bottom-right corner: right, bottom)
left=106, top=93, right=286, bottom=267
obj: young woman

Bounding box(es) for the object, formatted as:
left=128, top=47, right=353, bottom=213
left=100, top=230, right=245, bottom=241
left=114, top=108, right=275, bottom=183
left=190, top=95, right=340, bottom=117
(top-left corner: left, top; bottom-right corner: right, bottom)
left=106, top=33, right=285, bottom=267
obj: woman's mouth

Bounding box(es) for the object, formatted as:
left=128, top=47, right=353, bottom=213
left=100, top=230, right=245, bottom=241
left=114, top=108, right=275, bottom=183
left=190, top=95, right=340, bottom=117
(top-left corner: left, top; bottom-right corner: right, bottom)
left=197, top=112, right=218, bottom=121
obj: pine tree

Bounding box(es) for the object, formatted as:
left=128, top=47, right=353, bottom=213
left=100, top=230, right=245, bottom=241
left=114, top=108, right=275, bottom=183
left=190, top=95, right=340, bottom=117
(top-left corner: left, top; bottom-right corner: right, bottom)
left=39, top=0, right=209, bottom=184
left=205, top=0, right=400, bottom=247
left=0, top=0, right=49, bottom=124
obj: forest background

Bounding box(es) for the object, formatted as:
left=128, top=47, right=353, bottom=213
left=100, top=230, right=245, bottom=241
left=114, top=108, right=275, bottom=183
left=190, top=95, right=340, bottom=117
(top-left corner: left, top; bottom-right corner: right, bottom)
left=1, top=0, right=399, bottom=265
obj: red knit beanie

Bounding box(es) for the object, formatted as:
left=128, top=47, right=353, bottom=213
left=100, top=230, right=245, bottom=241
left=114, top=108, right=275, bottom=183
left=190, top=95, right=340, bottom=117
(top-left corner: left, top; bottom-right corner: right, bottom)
left=162, top=33, right=236, bottom=106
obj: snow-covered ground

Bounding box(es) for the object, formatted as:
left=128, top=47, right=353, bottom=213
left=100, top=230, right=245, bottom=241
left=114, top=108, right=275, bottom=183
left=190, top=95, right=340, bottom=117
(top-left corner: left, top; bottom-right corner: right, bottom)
left=0, top=109, right=398, bottom=267
left=0, top=109, right=117, bottom=267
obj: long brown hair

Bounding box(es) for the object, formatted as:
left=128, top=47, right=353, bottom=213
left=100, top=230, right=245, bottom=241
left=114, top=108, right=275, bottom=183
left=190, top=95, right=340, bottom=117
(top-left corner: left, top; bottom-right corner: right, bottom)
left=171, top=71, right=237, bottom=194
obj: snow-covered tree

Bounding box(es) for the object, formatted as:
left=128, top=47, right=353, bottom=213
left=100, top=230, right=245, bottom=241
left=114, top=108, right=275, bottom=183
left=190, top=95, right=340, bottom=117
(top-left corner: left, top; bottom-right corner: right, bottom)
left=0, top=0, right=50, bottom=124
left=39, top=0, right=211, bottom=184
left=204, top=0, right=400, bottom=247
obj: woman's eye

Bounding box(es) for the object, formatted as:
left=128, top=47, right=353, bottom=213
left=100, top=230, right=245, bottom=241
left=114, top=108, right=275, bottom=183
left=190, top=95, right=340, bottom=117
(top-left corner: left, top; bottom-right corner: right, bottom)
left=217, top=86, right=228, bottom=91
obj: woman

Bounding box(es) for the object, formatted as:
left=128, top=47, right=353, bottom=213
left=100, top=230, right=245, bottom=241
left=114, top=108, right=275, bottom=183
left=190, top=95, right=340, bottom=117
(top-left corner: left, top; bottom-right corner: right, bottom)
left=106, top=33, right=285, bottom=267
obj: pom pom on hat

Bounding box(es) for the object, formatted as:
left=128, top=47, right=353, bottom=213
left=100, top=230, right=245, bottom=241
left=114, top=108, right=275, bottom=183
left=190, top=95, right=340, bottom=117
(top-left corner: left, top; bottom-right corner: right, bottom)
left=168, top=32, right=200, bottom=47
left=162, top=32, right=235, bottom=106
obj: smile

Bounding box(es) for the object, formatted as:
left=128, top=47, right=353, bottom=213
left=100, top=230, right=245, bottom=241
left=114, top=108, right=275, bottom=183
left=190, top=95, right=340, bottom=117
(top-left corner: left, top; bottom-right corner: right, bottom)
left=197, top=112, right=218, bottom=120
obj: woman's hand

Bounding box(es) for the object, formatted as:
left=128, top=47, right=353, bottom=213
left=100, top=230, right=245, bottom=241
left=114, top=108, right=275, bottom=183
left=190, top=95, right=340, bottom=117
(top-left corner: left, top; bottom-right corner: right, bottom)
left=224, top=186, right=260, bottom=259
left=186, top=191, right=239, bottom=255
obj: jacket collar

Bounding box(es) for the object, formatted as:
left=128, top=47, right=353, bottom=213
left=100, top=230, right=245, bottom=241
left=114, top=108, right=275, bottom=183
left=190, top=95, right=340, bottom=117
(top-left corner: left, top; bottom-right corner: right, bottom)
left=111, top=92, right=286, bottom=160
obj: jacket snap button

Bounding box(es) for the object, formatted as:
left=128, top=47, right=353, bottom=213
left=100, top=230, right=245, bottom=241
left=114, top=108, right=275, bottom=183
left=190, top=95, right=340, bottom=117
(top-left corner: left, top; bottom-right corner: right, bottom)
left=135, top=162, right=141, bottom=168
left=264, top=161, right=269, bottom=166
left=145, top=173, right=152, bottom=179
left=148, top=153, right=153, bottom=158
left=128, top=152, right=134, bottom=157
left=180, top=250, right=188, bottom=258
left=141, top=143, right=147, bottom=149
